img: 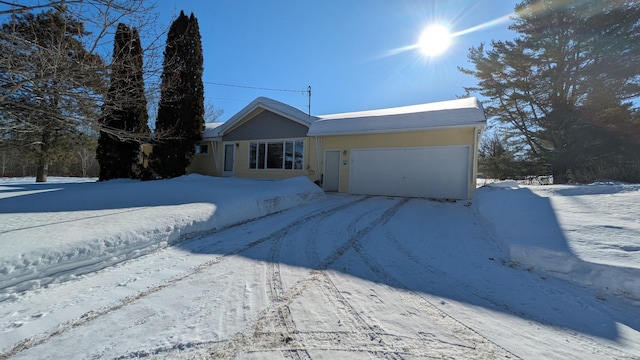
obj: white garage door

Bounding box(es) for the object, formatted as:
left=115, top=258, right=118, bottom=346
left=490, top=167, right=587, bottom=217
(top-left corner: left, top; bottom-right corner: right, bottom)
left=349, top=146, right=470, bottom=199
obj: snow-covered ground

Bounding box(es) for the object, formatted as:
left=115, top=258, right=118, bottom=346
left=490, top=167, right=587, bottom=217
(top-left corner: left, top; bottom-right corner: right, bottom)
left=0, top=175, right=323, bottom=300
left=1, top=175, right=639, bottom=359
left=475, top=181, right=640, bottom=300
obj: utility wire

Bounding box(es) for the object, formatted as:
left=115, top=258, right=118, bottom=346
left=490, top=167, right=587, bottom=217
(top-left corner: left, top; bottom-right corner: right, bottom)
left=212, top=96, right=309, bottom=112
left=204, top=81, right=307, bottom=94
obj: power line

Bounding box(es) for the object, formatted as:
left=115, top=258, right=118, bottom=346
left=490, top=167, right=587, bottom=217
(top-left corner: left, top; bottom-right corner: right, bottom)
left=211, top=96, right=309, bottom=113
left=207, top=82, right=312, bottom=116
left=204, top=81, right=306, bottom=94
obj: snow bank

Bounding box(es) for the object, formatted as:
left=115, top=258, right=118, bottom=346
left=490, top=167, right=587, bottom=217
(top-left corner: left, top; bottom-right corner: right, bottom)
left=474, top=182, right=640, bottom=300
left=0, top=175, right=324, bottom=300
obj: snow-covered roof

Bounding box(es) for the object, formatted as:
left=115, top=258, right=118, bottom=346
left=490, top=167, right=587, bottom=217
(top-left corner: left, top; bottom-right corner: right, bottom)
left=204, top=97, right=486, bottom=140
left=205, top=97, right=316, bottom=139
left=202, top=122, right=225, bottom=139
left=307, top=97, right=486, bottom=136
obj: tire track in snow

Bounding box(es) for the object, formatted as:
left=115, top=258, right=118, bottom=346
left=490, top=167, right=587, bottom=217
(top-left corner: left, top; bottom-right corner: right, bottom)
left=208, top=198, right=414, bottom=358
left=262, top=216, right=300, bottom=353
left=0, top=196, right=371, bottom=360
left=303, top=199, right=403, bottom=351
left=259, top=196, right=378, bottom=349
left=351, top=251, right=518, bottom=358
left=255, top=198, right=390, bottom=358
left=342, top=199, right=518, bottom=358
left=316, top=198, right=407, bottom=270
left=208, top=197, right=503, bottom=358
left=300, top=202, right=405, bottom=355
left=347, top=200, right=520, bottom=358
left=254, top=197, right=514, bottom=358
left=305, top=198, right=495, bottom=358
left=308, top=199, right=410, bottom=346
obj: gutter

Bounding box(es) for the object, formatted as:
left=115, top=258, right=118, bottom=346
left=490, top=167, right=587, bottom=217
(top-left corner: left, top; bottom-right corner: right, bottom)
left=315, top=136, right=322, bottom=183
left=307, top=123, right=486, bottom=137
left=212, top=141, right=220, bottom=173
left=471, top=126, right=483, bottom=198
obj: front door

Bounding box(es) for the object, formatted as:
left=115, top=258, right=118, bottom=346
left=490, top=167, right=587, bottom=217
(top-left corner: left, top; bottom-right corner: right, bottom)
left=324, top=150, right=340, bottom=192
left=223, top=143, right=235, bottom=176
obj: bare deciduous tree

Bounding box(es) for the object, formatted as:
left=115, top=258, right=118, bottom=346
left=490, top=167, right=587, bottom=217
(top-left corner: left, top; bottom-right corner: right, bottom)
left=0, top=0, right=162, bottom=182
left=205, top=101, right=224, bottom=124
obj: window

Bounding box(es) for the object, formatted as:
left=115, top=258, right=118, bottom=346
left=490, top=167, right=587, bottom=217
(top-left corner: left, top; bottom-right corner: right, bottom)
left=195, top=144, right=208, bottom=154
left=249, top=143, right=256, bottom=169
left=249, top=140, right=304, bottom=170
left=294, top=140, right=303, bottom=170
left=267, top=142, right=283, bottom=168
left=284, top=141, right=293, bottom=169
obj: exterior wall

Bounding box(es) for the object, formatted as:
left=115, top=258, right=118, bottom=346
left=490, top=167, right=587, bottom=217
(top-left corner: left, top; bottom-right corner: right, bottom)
left=318, top=127, right=478, bottom=197
left=189, top=110, right=315, bottom=178
left=224, top=110, right=310, bottom=141
left=139, top=143, right=153, bottom=168
left=187, top=116, right=480, bottom=199
left=188, top=140, right=220, bottom=176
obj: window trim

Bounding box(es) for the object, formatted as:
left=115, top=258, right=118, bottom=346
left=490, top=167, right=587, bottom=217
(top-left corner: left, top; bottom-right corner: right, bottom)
left=248, top=139, right=304, bottom=170
left=195, top=143, right=209, bottom=155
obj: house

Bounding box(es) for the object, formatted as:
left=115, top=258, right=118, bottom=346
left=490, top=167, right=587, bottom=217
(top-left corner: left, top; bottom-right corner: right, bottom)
left=189, top=96, right=486, bottom=199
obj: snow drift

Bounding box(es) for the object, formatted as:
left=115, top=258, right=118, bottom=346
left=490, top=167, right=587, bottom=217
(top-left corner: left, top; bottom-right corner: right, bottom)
left=474, top=182, right=640, bottom=300
left=0, top=175, right=324, bottom=300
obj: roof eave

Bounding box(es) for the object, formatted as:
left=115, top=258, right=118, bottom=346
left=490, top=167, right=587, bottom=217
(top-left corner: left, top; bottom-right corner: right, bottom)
left=307, top=122, right=486, bottom=137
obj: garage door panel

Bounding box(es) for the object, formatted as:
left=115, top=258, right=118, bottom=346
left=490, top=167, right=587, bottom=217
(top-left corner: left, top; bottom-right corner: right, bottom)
left=349, top=146, right=469, bottom=199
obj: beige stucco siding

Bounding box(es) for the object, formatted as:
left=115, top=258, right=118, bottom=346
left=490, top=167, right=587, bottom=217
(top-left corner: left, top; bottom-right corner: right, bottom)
left=196, top=137, right=320, bottom=181
left=319, top=128, right=478, bottom=196
left=188, top=140, right=220, bottom=176
left=189, top=109, right=317, bottom=178
left=188, top=126, right=480, bottom=199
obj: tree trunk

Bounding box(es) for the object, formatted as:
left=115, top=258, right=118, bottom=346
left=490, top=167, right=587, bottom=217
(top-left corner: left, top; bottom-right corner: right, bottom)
left=35, top=154, right=49, bottom=182
left=35, top=131, right=51, bottom=183
left=77, top=148, right=88, bottom=177
left=551, top=161, right=569, bottom=184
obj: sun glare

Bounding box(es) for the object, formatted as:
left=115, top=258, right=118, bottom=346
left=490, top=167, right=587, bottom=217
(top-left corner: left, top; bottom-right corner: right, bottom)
left=379, top=12, right=513, bottom=61
left=418, top=24, right=452, bottom=57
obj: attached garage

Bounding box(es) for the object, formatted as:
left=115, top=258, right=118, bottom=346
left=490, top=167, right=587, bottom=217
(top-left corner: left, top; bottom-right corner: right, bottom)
left=349, top=146, right=470, bottom=199
left=309, top=97, right=486, bottom=199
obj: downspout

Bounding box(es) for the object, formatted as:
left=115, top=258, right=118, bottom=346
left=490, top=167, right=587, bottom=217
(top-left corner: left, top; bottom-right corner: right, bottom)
left=212, top=140, right=220, bottom=173
left=315, top=136, right=322, bottom=184
left=471, top=126, right=481, bottom=199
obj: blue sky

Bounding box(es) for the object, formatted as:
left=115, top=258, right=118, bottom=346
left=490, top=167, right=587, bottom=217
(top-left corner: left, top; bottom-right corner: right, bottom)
left=155, top=1, right=520, bottom=121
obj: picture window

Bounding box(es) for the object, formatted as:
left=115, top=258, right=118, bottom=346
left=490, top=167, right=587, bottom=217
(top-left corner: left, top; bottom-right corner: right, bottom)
left=249, top=140, right=304, bottom=170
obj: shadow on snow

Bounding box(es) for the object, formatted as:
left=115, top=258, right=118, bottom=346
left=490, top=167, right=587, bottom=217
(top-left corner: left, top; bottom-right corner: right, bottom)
left=3, top=179, right=638, bottom=342
left=175, top=191, right=640, bottom=342
left=0, top=180, right=210, bottom=213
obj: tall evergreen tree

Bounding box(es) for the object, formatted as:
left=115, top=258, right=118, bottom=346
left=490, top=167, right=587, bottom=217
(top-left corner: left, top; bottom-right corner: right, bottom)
left=97, top=23, right=149, bottom=180
left=150, top=11, right=204, bottom=178
left=461, top=0, right=640, bottom=183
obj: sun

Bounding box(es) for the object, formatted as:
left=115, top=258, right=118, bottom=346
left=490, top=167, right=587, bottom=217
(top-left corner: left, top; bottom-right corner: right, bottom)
left=418, top=24, right=452, bottom=57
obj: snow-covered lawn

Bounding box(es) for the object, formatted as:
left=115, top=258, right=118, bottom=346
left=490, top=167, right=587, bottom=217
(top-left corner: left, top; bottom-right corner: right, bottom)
left=0, top=175, right=639, bottom=359
left=0, top=175, right=323, bottom=300
left=476, top=181, right=640, bottom=300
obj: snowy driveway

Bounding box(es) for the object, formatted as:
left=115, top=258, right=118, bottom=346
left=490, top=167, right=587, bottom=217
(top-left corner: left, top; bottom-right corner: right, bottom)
left=2, top=194, right=639, bottom=359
